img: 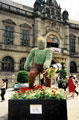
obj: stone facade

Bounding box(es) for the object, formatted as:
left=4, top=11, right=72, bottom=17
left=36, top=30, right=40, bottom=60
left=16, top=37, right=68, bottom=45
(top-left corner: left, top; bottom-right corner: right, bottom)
left=0, top=0, right=79, bottom=86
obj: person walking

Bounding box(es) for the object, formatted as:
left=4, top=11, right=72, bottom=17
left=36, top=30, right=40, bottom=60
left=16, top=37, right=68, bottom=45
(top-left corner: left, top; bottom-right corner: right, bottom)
left=68, top=76, right=75, bottom=99
left=73, top=75, right=78, bottom=87
left=1, top=79, right=6, bottom=101
left=73, top=75, right=79, bottom=96
left=6, top=78, right=8, bottom=89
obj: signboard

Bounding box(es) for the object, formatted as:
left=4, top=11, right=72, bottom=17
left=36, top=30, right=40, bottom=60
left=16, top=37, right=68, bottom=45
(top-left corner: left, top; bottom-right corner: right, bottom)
left=50, top=47, right=61, bottom=53
left=30, top=104, right=42, bottom=114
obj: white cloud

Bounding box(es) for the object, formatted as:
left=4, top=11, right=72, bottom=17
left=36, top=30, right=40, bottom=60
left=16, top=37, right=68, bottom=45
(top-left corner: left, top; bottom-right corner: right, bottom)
left=57, top=0, right=79, bottom=20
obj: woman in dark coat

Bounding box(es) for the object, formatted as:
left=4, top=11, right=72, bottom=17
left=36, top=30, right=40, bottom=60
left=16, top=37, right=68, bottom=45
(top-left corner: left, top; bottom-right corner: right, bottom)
left=1, top=79, right=6, bottom=101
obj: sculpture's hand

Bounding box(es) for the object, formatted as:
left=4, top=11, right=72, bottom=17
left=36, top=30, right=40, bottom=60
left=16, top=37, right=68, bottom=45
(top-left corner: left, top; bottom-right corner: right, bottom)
left=26, top=66, right=31, bottom=71
left=43, top=69, right=49, bottom=75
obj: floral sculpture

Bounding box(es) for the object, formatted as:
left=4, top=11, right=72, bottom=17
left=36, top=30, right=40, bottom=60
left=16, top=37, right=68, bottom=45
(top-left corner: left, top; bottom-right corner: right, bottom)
left=24, top=37, right=52, bottom=88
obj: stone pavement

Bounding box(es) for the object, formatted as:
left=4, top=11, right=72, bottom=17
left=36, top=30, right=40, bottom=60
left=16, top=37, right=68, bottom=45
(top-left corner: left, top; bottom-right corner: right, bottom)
left=0, top=88, right=79, bottom=120
left=0, top=88, right=14, bottom=120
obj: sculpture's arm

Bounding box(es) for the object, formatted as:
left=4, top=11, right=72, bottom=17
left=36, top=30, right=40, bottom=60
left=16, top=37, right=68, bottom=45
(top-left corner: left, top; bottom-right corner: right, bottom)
left=43, top=49, right=53, bottom=70
left=24, top=49, right=35, bottom=70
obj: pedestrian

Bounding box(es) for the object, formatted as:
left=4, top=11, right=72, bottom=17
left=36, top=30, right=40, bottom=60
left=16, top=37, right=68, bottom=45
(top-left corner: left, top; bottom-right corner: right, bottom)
left=0, top=79, right=6, bottom=101
left=68, top=76, right=75, bottom=99
left=73, top=75, right=78, bottom=87
left=6, top=78, right=8, bottom=89
left=40, top=77, right=45, bottom=85
left=73, top=75, right=79, bottom=96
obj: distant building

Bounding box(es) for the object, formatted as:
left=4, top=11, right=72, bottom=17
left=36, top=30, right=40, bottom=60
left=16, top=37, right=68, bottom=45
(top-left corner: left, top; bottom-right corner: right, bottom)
left=0, top=0, right=79, bottom=86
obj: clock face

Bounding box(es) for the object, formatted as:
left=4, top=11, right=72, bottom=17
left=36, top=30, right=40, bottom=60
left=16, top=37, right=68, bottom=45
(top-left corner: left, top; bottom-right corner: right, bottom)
left=47, top=34, right=59, bottom=43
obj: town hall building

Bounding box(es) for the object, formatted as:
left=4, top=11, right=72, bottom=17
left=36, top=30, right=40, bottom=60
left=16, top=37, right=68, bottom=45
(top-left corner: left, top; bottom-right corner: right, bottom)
left=0, top=0, right=79, bottom=86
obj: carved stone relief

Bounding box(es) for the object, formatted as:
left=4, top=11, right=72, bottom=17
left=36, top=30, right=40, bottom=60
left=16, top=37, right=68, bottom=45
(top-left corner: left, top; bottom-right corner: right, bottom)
left=2, top=19, right=16, bottom=25
left=20, top=23, right=32, bottom=29
left=45, top=22, right=61, bottom=34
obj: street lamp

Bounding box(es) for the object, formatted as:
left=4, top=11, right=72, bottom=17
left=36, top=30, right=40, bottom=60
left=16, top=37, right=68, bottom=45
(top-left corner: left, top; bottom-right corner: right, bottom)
left=12, top=74, right=15, bottom=82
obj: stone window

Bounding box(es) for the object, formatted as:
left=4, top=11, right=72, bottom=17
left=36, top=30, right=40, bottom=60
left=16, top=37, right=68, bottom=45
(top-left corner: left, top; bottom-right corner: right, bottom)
left=69, top=34, right=76, bottom=53
left=2, top=56, right=14, bottom=71
left=51, top=8, right=55, bottom=15
left=21, top=30, right=30, bottom=46
left=70, top=61, right=77, bottom=73
left=4, top=26, right=14, bottom=45
left=20, top=58, right=26, bottom=70
left=46, top=8, right=50, bottom=17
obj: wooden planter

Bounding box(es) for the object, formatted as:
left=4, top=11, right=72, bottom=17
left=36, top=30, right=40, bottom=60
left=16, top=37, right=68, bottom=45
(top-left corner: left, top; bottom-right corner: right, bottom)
left=8, top=99, right=67, bottom=120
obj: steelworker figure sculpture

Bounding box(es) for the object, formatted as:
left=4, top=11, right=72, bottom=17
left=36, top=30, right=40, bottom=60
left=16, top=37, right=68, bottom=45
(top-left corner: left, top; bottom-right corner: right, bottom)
left=24, top=37, right=52, bottom=88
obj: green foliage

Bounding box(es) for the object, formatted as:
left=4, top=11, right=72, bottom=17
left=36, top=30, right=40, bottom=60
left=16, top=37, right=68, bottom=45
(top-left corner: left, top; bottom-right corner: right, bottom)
left=59, top=69, right=67, bottom=79
left=17, top=71, right=29, bottom=83
left=59, top=62, right=67, bottom=79
left=58, top=79, right=66, bottom=84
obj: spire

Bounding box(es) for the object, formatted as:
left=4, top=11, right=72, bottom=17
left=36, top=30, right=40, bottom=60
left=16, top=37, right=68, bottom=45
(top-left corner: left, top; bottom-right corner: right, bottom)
left=46, top=0, right=58, bottom=7
left=36, top=0, right=45, bottom=6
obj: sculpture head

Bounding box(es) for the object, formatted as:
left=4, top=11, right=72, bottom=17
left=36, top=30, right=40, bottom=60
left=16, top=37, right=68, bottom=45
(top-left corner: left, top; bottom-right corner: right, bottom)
left=38, top=37, right=47, bottom=49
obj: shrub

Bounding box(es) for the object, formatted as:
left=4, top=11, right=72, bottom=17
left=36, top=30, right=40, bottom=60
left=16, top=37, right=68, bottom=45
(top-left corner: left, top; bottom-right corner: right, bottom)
left=17, top=71, right=29, bottom=83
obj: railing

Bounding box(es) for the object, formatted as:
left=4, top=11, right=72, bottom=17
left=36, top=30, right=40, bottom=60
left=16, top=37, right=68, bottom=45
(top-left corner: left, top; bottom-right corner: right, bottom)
left=0, top=2, right=33, bottom=17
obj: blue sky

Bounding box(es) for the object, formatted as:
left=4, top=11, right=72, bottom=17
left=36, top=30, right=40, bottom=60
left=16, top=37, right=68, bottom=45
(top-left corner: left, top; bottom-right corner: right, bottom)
left=12, top=0, right=79, bottom=21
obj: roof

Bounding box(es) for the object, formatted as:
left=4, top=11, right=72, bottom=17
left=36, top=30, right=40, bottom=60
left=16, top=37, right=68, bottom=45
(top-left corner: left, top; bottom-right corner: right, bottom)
left=68, top=19, right=79, bottom=30
left=68, top=19, right=79, bottom=25
left=0, top=0, right=33, bottom=12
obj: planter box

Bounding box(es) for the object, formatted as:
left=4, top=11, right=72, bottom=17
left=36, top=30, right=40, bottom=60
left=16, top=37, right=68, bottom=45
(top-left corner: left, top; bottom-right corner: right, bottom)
left=8, top=99, right=67, bottom=120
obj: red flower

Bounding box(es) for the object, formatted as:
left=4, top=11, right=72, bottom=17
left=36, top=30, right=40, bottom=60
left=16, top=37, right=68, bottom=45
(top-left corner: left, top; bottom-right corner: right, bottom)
left=17, top=90, right=22, bottom=94
left=33, top=85, right=44, bottom=91
left=52, top=90, right=56, bottom=95
left=20, top=87, right=32, bottom=91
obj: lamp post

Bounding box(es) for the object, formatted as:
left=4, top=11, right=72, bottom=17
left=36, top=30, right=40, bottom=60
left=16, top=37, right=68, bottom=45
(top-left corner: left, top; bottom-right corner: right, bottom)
left=32, top=24, right=35, bottom=48
left=12, top=74, right=15, bottom=83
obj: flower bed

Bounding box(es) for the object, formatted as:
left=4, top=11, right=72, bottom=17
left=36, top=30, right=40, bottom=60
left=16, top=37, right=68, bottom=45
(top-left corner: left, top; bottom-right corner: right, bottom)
left=12, top=85, right=66, bottom=100
left=9, top=86, right=67, bottom=120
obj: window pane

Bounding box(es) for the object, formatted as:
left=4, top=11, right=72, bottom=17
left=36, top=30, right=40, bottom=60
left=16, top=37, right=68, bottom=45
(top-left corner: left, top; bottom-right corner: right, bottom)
left=70, top=39, right=75, bottom=52
left=4, top=26, right=14, bottom=45
left=21, top=30, right=30, bottom=46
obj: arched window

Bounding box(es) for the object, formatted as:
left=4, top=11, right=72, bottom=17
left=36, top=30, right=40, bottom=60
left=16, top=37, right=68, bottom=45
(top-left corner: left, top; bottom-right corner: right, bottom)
left=47, top=34, right=59, bottom=48
left=2, top=56, right=14, bottom=71
left=70, top=61, right=77, bottom=73
left=20, top=58, right=26, bottom=70
left=69, top=34, right=76, bottom=53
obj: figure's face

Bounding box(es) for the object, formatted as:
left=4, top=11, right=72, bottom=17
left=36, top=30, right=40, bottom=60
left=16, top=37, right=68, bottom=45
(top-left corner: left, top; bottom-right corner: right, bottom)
left=38, top=37, right=46, bottom=49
